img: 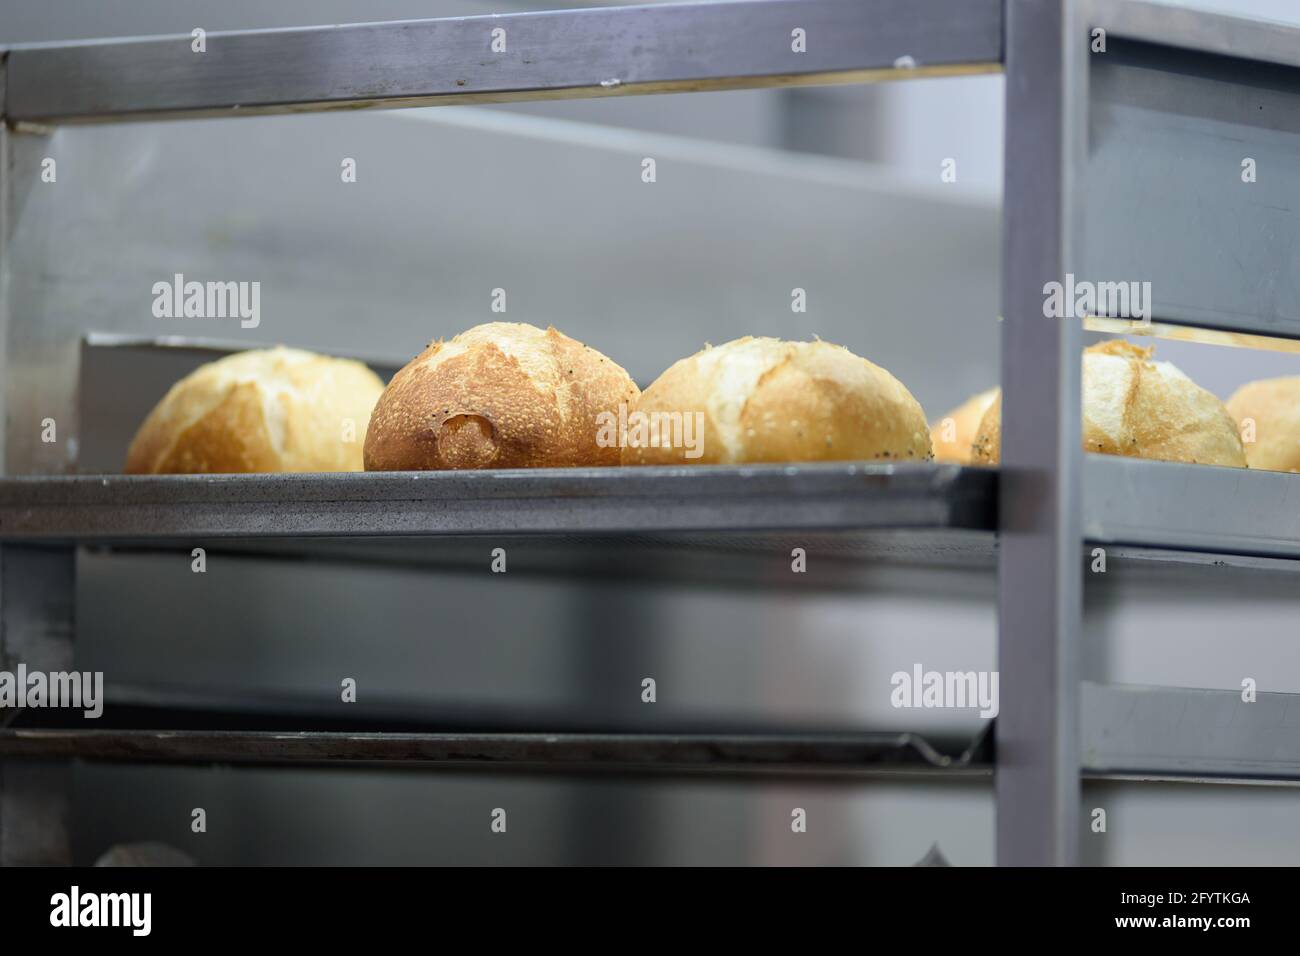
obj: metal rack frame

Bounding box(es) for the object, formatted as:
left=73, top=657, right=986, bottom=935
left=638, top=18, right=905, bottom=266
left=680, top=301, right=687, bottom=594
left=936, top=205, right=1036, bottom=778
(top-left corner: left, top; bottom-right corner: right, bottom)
left=3, top=0, right=1300, bottom=866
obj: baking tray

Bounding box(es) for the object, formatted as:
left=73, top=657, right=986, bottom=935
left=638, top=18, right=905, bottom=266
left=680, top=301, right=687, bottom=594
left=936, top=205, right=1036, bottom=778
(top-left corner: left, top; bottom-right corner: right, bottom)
left=0, top=726, right=992, bottom=780
left=0, top=463, right=997, bottom=540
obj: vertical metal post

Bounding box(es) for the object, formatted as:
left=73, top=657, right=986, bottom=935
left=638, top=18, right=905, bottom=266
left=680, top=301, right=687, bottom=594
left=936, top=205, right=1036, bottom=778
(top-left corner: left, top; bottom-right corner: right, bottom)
left=1, top=51, right=9, bottom=477
left=997, top=0, right=1086, bottom=865
left=0, top=546, right=76, bottom=865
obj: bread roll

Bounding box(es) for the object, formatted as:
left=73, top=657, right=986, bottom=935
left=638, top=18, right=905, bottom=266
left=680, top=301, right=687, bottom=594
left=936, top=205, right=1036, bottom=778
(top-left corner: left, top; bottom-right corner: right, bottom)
left=364, top=322, right=639, bottom=470
left=970, top=340, right=1246, bottom=468
left=970, top=396, right=1001, bottom=465
left=1226, top=376, right=1300, bottom=472
left=620, top=336, right=931, bottom=465
left=931, top=387, right=999, bottom=464
left=125, top=347, right=384, bottom=474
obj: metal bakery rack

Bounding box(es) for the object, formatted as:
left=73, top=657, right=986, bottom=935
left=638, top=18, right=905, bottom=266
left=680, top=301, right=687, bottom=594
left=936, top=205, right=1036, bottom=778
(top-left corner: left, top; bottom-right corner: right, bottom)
left=2, top=0, right=1300, bottom=866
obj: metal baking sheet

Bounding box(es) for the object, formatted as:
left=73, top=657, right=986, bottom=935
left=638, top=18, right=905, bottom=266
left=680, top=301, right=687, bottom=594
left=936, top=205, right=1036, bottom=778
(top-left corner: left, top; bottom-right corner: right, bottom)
left=0, top=463, right=997, bottom=540
left=9, top=455, right=1300, bottom=562
left=0, top=728, right=990, bottom=779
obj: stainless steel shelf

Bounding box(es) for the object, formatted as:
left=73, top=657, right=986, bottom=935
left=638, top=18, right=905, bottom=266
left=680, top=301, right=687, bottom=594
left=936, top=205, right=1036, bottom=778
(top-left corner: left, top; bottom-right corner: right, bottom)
left=1083, top=456, right=1300, bottom=561
left=0, top=463, right=996, bottom=541
left=1081, top=682, right=1300, bottom=784
left=7, top=457, right=1300, bottom=566
left=3, top=0, right=1003, bottom=124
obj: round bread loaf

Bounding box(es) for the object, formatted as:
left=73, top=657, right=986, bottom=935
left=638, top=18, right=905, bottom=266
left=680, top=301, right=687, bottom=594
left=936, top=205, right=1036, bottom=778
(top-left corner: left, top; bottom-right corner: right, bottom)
left=125, top=347, right=385, bottom=474
left=1226, top=376, right=1300, bottom=472
left=970, top=340, right=1246, bottom=468
left=931, top=387, right=999, bottom=464
left=363, top=322, right=639, bottom=470
left=620, top=336, right=931, bottom=465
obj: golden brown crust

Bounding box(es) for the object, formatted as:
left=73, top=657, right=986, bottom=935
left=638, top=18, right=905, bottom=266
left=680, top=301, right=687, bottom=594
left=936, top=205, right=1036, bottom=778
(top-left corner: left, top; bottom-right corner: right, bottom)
left=970, top=340, right=1246, bottom=468
left=931, top=388, right=1000, bottom=464
left=363, top=322, right=640, bottom=470
left=970, top=394, right=1002, bottom=466
left=1226, top=376, right=1300, bottom=473
left=125, top=348, right=385, bottom=474
left=621, top=336, right=932, bottom=465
